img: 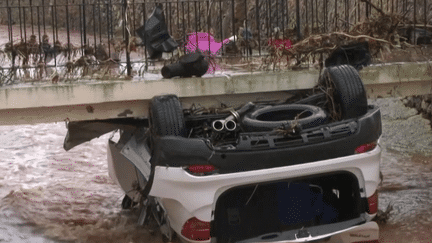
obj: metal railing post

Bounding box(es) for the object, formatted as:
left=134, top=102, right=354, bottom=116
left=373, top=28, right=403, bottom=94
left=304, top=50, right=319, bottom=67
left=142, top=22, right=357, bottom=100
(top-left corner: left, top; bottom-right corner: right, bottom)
left=296, top=0, right=301, bottom=39
left=124, top=0, right=132, bottom=77
left=82, top=0, right=87, bottom=46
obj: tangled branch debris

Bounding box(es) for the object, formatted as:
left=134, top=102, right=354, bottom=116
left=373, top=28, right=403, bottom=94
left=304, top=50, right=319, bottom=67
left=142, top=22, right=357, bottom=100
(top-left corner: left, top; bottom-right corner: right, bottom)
left=374, top=203, right=394, bottom=225
left=267, top=1, right=418, bottom=69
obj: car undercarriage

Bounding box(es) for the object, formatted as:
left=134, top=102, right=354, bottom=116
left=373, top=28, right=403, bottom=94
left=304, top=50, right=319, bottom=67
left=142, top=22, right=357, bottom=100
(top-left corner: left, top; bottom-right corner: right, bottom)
left=64, top=65, right=382, bottom=243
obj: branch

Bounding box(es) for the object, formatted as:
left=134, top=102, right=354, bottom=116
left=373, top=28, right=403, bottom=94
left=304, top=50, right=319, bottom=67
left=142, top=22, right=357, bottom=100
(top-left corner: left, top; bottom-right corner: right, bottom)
left=332, top=32, right=391, bottom=44
left=360, top=0, right=385, bottom=16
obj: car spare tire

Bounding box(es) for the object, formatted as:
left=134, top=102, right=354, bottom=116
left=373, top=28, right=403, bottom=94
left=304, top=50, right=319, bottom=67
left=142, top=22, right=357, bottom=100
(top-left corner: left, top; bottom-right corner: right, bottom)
left=241, top=104, right=328, bottom=132
left=319, top=65, right=368, bottom=120
left=150, top=94, right=186, bottom=137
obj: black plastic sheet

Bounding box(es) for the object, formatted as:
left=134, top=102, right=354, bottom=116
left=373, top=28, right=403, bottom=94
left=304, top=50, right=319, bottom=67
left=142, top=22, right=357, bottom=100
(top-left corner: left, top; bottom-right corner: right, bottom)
left=135, top=4, right=178, bottom=59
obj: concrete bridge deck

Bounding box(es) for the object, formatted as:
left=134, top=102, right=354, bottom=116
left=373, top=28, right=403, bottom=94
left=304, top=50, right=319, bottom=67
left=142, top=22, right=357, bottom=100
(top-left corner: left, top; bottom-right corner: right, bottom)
left=1, top=62, right=432, bottom=126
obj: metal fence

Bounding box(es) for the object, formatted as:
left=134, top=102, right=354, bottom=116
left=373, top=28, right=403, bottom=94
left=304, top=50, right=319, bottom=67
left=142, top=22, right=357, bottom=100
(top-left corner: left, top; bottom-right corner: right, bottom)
left=0, top=0, right=431, bottom=84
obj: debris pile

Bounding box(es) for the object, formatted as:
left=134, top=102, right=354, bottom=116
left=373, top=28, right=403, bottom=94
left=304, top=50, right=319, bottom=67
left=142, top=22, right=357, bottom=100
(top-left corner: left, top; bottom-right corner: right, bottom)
left=266, top=0, right=430, bottom=69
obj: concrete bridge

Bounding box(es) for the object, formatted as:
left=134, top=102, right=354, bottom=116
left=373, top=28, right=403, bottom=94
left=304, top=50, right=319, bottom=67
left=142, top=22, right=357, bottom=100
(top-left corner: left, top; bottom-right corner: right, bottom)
left=1, top=62, right=432, bottom=126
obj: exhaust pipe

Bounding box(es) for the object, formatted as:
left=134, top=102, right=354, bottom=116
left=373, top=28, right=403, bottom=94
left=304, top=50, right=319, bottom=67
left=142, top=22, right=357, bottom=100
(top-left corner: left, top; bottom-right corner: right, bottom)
left=212, top=120, right=225, bottom=132
left=211, top=102, right=255, bottom=132
left=211, top=118, right=237, bottom=132
left=224, top=119, right=237, bottom=131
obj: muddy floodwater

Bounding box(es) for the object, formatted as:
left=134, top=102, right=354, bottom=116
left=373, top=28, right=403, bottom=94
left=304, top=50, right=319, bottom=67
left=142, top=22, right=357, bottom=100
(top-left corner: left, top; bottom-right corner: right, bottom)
left=0, top=98, right=432, bottom=242
left=0, top=123, right=164, bottom=243
left=374, top=98, right=432, bottom=243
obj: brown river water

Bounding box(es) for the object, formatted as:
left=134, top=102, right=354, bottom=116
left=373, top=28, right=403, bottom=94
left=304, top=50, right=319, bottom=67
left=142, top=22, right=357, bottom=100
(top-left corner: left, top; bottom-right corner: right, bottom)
left=0, top=123, right=164, bottom=243
left=0, top=98, right=431, bottom=243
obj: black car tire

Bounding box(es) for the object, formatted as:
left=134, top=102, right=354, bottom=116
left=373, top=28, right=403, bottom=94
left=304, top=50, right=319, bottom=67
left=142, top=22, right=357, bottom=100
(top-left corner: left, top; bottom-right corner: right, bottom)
left=320, top=65, right=368, bottom=120
left=241, top=104, right=328, bottom=132
left=142, top=95, right=186, bottom=198
left=150, top=94, right=186, bottom=137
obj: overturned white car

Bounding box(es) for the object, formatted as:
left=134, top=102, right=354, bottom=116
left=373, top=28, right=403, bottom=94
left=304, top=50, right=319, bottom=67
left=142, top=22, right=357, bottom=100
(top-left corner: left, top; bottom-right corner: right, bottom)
left=64, top=65, right=381, bottom=243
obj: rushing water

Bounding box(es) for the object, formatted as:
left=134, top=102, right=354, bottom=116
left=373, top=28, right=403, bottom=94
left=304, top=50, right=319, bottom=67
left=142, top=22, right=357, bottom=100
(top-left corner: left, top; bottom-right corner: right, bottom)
left=0, top=98, right=431, bottom=242
left=0, top=123, right=164, bottom=243
left=373, top=98, right=432, bottom=242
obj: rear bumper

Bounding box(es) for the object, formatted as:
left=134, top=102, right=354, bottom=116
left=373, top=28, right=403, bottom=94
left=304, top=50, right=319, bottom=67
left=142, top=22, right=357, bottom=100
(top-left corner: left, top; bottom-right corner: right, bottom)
left=151, top=106, right=381, bottom=174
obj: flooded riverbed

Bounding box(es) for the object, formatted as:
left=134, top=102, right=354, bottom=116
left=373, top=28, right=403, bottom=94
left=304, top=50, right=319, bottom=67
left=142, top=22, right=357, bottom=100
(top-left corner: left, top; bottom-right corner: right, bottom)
left=0, top=98, right=432, bottom=242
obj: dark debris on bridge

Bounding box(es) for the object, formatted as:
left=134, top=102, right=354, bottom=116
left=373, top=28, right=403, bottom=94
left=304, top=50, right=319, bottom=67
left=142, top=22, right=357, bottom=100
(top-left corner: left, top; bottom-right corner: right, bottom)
left=0, top=0, right=431, bottom=85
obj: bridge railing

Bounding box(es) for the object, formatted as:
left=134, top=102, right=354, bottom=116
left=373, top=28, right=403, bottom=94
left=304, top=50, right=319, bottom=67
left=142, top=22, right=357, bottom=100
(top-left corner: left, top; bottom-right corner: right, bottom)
left=0, top=0, right=431, bottom=84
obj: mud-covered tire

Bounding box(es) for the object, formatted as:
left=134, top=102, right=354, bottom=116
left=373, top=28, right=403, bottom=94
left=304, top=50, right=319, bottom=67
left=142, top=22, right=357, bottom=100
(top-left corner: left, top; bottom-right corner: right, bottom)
left=150, top=95, right=186, bottom=137
left=320, top=65, right=368, bottom=120
left=241, top=104, right=328, bottom=132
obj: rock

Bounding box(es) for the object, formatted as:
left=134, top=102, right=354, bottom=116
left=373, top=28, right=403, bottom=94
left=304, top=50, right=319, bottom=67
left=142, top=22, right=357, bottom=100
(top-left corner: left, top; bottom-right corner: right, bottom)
left=421, top=100, right=429, bottom=111
left=414, top=96, right=422, bottom=111
left=408, top=108, right=419, bottom=117
left=423, top=94, right=432, bottom=103
left=427, top=104, right=432, bottom=115
left=405, top=96, right=414, bottom=108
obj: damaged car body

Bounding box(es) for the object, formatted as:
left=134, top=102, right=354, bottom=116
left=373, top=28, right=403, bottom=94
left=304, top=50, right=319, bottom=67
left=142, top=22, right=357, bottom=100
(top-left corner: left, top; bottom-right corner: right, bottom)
left=64, top=65, right=382, bottom=243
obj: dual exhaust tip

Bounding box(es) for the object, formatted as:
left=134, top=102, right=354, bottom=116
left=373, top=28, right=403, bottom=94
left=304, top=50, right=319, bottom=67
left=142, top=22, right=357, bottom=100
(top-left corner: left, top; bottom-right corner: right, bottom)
left=212, top=119, right=237, bottom=132
left=211, top=102, right=256, bottom=132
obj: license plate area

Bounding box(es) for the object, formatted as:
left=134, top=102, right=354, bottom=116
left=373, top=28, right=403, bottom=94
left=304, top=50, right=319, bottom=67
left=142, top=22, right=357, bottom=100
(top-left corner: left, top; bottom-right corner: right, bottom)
left=212, top=171, right=362, bottom=242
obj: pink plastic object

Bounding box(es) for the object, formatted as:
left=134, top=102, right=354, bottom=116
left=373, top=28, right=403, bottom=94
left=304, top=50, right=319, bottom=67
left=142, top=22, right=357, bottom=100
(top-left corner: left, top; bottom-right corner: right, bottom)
left=268, top=38, right=292, bottom=51
left=186, top=32, right=232, bottom=55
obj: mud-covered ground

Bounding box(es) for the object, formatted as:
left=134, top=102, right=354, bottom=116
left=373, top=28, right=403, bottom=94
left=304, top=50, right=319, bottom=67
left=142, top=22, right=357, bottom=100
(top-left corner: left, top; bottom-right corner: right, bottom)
left=0, top=98, right=432, bottom=243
